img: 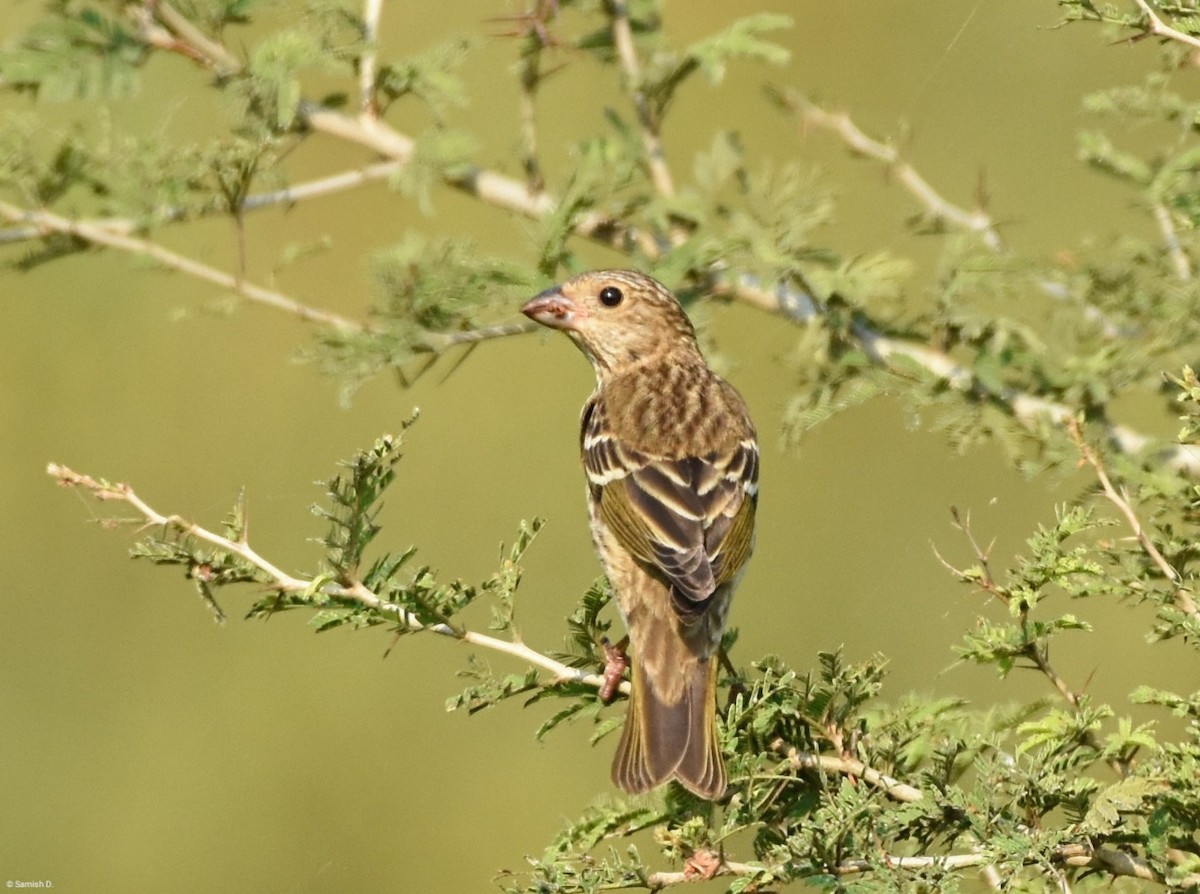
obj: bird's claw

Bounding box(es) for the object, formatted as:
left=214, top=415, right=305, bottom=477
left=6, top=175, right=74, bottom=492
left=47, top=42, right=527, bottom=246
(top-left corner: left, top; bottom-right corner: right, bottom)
left=598, top=636, right=629, bottom=703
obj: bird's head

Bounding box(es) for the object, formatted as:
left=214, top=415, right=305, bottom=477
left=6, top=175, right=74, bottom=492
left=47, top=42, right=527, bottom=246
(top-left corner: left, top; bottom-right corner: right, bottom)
left=521, top=270, right=698, bottom=375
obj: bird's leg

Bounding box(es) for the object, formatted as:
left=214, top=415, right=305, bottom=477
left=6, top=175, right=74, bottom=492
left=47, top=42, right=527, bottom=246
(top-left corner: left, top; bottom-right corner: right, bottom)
left=598, top=635, right=630, bottom=703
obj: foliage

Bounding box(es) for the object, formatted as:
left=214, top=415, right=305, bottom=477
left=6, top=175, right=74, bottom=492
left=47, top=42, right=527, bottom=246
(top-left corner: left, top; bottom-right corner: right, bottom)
left=12, top=0, right=1200, bottom=890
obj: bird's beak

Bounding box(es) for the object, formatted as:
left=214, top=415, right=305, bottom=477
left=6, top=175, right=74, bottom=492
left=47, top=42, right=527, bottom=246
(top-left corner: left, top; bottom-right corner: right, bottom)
left=522, top=287, right=587, bottom=331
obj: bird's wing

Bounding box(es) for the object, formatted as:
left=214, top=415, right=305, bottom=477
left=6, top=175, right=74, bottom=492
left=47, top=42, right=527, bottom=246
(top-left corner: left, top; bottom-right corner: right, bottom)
left=582, top=397, right=759, bottom=614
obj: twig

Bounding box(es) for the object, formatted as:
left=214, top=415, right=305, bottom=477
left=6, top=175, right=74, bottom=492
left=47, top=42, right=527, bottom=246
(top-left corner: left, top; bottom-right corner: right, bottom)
left=940, top=506, right=1129, bottom=777
left=427, top=320, right=538, bottom=350
left=1132, top=0, right=1200, bottom=51
left=0, top=200, right=367, bottom=332
left=1152, top=200, right=1192, bottom=281
left=0, top=188, right=527, bottom=357
left=516, top=31, right=547, bottom=194
left=152, top=1, right=243, bottom=75
left=773, top=740, right=924, bottom=803
left=0, top=162, right=405, bottom=245
left=943, top=508, right=1082, bottom=708
left=298, top=101, right=662, bottom=257
left=781, top=90, right=1002, bottom=250
left=1031, top=645, right=1087, bottom=711
left=777, top=90, right=1136, bottom=339
left=359, top=0, right=383, bottom=118
left=607, top=0, right=675, bottom=198
left=46, top=462, right=626, bottom=695
left=1067, top=418, right=1200, bottom=621
left=495, top=1, right=564, bottom=194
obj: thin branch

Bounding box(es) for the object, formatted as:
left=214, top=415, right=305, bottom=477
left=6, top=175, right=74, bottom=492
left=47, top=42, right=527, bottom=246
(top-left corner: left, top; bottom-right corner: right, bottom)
left=1132, top=0, right=1200, bottom=51
left=644, top=853, right=997, bottom=889
left=493, top=1, right=564, bottom=195
left=0, top=191, right=522, bottom=358
left=516, top=32, right=547, bottom=194
left=781, top=90, right=1002, bottom=250
left=1030, top=644, right=1088, bottom=711
left=773, top=740, right=924, bottom=803
left=1068, top=417, right=1200, bottom=621
left=833, top=852, right=992, bottom=877
left=359, top=0, right=383, bottom=119
left=607, top=0, right=675, bottom=198
left=1152, top=200, right=1192, bottom=281
left=130, top=5, right=211, bottom=68
left=242, top=160, right=403, bottom=210
left=940, top=505, right=1127, bottom=776
left=0, top=200, right=367, bottom=332
left=0, top=161, right=405, bottom=245
left=429, top=320, right=538, bottom=349
left=302, top=104, right=533, bottom=213
left=778, top=90, right=1138, bottom=341
left=151, top=1, right=243, bottom=75
left=46, top=462, right=626, bottom=695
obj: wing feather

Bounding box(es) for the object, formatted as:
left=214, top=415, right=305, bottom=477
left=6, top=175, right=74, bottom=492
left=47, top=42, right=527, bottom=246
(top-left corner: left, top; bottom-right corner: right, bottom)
left=581, top=395, right=759, bottom=617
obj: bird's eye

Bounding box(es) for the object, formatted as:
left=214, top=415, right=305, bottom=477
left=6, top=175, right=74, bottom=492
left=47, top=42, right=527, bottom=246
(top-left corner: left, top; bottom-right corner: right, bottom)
left=599, top=286, right=624, bottom=307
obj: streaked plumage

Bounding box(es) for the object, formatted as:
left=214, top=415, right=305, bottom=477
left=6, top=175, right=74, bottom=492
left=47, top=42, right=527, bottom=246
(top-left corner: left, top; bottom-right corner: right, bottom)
left=522, top=270, right=759, bottom=799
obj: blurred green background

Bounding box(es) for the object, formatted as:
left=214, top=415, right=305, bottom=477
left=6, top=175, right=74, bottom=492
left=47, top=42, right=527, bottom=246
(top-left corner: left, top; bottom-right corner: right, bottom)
left=0, top=1, right=1183, bottom=890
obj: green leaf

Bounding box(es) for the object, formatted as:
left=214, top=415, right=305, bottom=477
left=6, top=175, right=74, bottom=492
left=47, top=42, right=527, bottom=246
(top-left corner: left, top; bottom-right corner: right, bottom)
left=687, top=13, right=793, bottom=84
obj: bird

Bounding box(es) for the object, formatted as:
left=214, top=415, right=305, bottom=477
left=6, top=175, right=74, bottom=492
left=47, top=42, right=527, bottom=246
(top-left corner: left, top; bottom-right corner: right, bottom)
left=522, top=270, right=759, bottom=800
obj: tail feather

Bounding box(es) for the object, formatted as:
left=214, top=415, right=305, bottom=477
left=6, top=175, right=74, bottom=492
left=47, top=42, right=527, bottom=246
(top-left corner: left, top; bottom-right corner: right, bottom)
left=611, top=658, right=726, bottom=800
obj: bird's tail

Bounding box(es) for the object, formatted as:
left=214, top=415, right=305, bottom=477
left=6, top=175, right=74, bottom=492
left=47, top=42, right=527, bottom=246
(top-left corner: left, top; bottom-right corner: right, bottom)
left=611, top=655, right=726, bottom=800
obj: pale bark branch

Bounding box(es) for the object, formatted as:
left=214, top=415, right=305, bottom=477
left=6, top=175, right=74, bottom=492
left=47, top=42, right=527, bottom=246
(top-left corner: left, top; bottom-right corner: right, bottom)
left=45, top=461, right=624, bottom=695
left=1068, top=417, right=1200, bottom=621
left=359, top=0, right=384, bottom=119
left=1152, top=200, right=1192, bottom=281
left=151, top=1, right=243, bottom=75
left=0, top=161, right=404, bottom=245
left=781, top=89, right=1002, bottom=250
left=0, top=200, right=367, bottom=332
left=773, top=739, right=924, bottom=803
left=1132, top=0, right=1200, bottom=51
left=607, top=0, right=675, bottom=199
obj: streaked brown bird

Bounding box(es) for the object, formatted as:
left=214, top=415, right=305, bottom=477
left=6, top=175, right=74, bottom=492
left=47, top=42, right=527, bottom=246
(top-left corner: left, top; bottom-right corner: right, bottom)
left=522, top=270, right=759, bottom=800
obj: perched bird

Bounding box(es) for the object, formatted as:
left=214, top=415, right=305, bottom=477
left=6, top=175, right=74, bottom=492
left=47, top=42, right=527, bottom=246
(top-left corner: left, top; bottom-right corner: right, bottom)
left=522, top=270, right=759, bottom=800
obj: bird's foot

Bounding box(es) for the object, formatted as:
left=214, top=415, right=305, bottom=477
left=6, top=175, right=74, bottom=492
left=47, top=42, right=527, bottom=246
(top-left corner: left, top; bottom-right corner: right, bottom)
left=683, top=850, right=721, bottom=881
left=598, top=636, right=629, bottom=703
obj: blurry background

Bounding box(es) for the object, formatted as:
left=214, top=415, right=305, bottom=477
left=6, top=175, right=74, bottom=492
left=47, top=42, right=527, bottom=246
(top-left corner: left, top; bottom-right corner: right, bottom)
left=0, top=1, right=1178, bottom=890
